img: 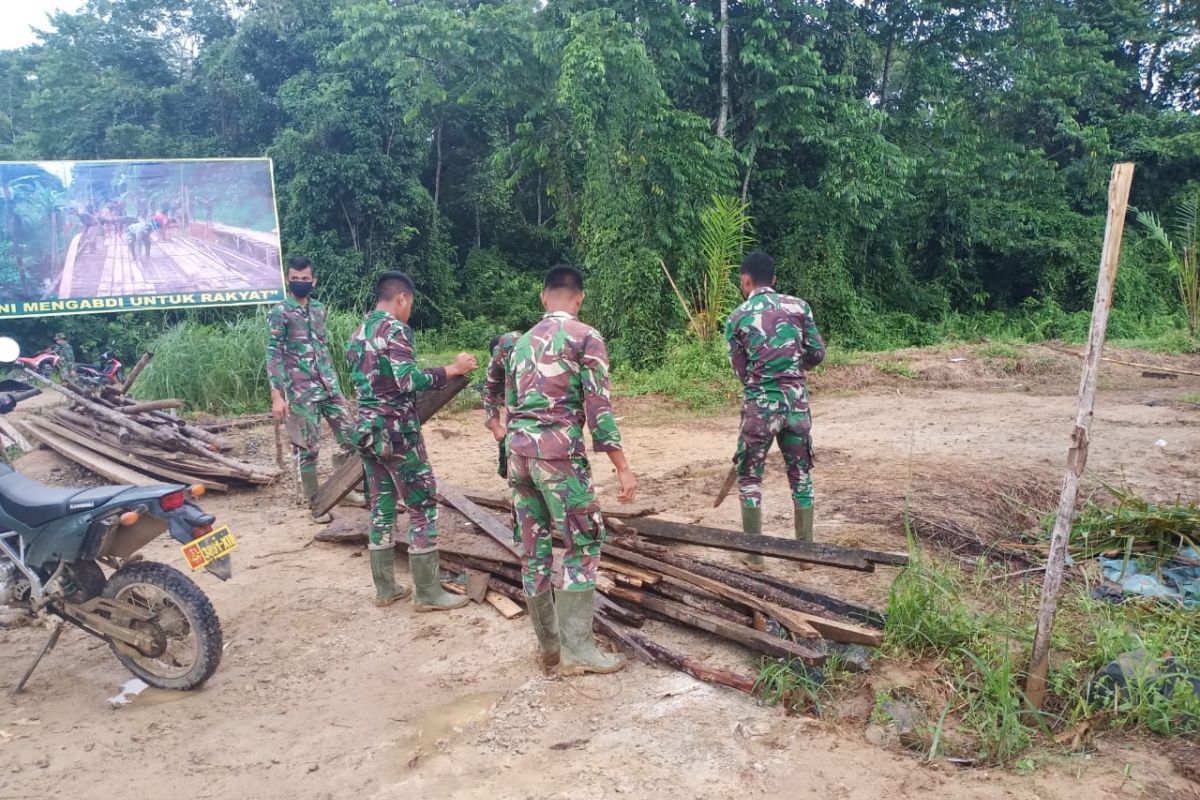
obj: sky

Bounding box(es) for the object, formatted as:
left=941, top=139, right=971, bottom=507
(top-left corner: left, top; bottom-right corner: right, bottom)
left=0, top=0, right=82, bottom=52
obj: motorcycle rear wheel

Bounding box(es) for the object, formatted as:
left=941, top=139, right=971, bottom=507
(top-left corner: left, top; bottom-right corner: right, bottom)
left=101, top=562, right=223, bottom=690
left=37, top=361, right=54, bottom=377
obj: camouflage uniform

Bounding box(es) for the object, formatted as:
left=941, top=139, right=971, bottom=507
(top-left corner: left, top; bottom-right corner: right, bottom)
left=485, top=331, right=521, bottom=479
left=346, top=309, right=446, bottom=551
left=266, top=297, right=357, bottom=488
left=725, top=287, right=825, bottom=510
left=504, top=312, right=622, bottom=596
left=54, top=340, right=76, bottom=382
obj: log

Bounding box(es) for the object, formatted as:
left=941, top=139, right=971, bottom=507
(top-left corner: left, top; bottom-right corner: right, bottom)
left=623, top=516, right=907, bottom=571
left=601, top=582, right=825, bottom=666
left=626, top=631, right=758, bottom=693
left=604, top=543, right=822, bottom=640
left=438, top=484, right=520, bottom=557
left=311, top=374, right=470, bottom=516
left=653, top=579, right=755, bottom=628
left=17, top=421, right=156, bottom=486
left=1027, top=162, right=1134, bottom=710
left=698, top=561, right=885, bottom=628
left=200, top=414, right=271, bottom=432
left=600, top=558, right=661, bottom=585
left=120, top=352, right=153, bottom=394
left=593, top=614, right=658, bottom=665
left=0, top=419, right=32, bottom=453
left=117, top=399, right=183, bottom=414
left=33, top=417, right=228, bottom=491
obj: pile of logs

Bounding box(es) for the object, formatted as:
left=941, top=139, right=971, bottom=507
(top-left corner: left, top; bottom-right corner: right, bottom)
left=429, top=487, right=905, bottom=694
left=17, top=368, right=278, bottom=491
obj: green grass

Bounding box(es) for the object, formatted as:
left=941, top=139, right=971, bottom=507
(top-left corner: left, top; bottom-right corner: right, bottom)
left=1181, top=394, right=1200, bottom=405
left=613, top=336, right=741, bottom=410
left=875, top=360, right=918, bottom=379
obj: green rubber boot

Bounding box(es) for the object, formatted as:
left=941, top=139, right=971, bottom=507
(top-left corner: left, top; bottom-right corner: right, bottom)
left=526, top=591, right=561, bottom=676
left=409, top=550, right=469, bottom=612
left=793, top=506, right=814, bottom=570
left=556, top=588, right=625, bottom=676
left=369, top=545, right=411, bottom=607
left=740, top=505, right=765, bottom=572
left=300, top=467, right=332, bottom=524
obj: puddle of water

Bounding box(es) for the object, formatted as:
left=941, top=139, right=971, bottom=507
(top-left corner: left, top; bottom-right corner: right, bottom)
left=396, top=691, right=502, bottom=766
left=106, top=678, right=191, bottom=709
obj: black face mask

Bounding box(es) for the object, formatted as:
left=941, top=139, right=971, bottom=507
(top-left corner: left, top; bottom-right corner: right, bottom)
left=289, top=281, right=315, bottom=299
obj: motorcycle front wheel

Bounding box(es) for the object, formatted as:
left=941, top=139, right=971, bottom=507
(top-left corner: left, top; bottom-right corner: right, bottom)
left=101, top=562, right=223, bottom=690
left=37, top=361, right=54, bottom=377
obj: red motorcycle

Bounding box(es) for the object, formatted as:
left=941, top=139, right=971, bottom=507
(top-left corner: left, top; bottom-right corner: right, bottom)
left=15, top=348, right=60, bottom=377
left=76, top=351, right=125, bottom=387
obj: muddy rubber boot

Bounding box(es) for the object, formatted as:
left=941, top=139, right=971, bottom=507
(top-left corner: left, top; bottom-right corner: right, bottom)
left=369, top=544, right=412, bottom=607
left=556, top=588, right=626, bottom=676
left=410, top=550, right=469, bottom=612
left=739, top=505, right=765, bottom=572
left=793, top=506, right=814, bottom=570
left=526, top=591, right=561, bottom=676
left=300, top=468, right=332, bottom=524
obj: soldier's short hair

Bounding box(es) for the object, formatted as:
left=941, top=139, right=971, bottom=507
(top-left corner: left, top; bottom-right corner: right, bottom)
left=544, top=264, right=584, bottom=293
left=741, top=250, right=775, bottom=286
left=376, top=271, right=415, bottom=301
left=287, top=256, right=314, bottom=275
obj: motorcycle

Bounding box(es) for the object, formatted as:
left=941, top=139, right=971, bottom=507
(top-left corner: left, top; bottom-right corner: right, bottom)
left=14, top=348, right=60, bottom=378
left=0, top=339, right=232, bottom=694
left=76, top=351, right=125, bottom=387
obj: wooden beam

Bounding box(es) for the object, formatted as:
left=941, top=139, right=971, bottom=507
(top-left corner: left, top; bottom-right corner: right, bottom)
left=120, top=352, right=153, bottom=394
left=0, top=419, right=33, bottom=453
left=485, top=591, right=524, bottom=619
left=117, top=399, right=184, bottom=414
left=604, top=542, right=821, bottom=640
left=623, top=516, right=907, bottom=571
left=18, top=421, right=156, bottom=486
left=438, top=483, right=520, bottom=558
left=600, top=581, right=825, bottom=666
left=311, top=374, right=470, bottom=516
left=696, top=560, right=885, bottom=628
left=458, top=487, right=662, bottom=520
left=1026, top=162, right=1134, bottom=710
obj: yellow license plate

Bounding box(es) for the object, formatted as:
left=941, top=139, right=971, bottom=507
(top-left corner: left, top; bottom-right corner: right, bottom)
left=181, top=526, right=237, bottom=571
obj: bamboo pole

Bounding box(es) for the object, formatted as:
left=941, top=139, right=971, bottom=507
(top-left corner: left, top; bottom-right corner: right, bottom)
left=1025, top=162, right=1134, bottom=710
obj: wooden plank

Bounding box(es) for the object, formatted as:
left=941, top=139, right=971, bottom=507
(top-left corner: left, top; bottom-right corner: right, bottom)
left=466, top=571, right=491, bottom=603
left=311, top=374, right=470, bottom=516
left=1026, top=162, right=1135, bottom=710
left=437, top=483, right=520, bottom=558
left=485, top=591, right=524, bottom=619
left=0, top=419, right=33, bottom=453
left=42, top=417, right=228, bottom=491
left=623, top=516, right=907, bottom=571
left=459, top=487, right=662, bottom=520
left=696, top=561, right=885, bottom=628
left=17, top=421, right=156, bottom=486
left=118, top=399, right=183, bottom=414
left=599, top=557, right=661, bottom=585
left=604, top=542, right=822, bottom=640
left=601, top=582, right=825, bottom=666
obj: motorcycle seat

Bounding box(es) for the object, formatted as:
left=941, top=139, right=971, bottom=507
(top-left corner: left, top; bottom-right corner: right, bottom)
left=0, top=466, right=132, bottom=528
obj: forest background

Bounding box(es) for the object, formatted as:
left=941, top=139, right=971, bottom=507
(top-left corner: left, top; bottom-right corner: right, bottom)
left=1, top=0, right=1198, bottom=410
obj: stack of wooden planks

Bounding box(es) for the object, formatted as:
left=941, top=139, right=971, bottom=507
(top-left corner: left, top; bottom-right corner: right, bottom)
left=429, top=486, right=905, bottom=694
left=17, top=372, right=278, bottom=491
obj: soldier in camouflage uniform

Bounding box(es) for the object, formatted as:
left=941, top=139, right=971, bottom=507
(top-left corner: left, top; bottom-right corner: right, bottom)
left=503, top=265, right=637, bottom=677
left=725, top=250, right=825, bottom=571
left=484, top=331, right=522, bottom=478
left=267, top=257, right=363, bottom=523
left=52, top=333, right=76, bottom=383
left=347, top=270, right=477, bottom=609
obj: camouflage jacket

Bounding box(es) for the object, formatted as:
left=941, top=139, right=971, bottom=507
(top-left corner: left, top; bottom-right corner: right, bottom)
left=505, top=311, right=622, bottom=460
left=483, top=331, right=521, bottom=422
left=725, top=287, right=825, bottom=412
left=54, top=342, right=75, bottom=371
left=266, top=297, right=342, bottom=403
left=346, top=309, right=446, bottom=435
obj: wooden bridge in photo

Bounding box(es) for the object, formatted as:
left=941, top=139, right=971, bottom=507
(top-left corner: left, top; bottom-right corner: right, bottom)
left=58, top=222, right=283, bottom=299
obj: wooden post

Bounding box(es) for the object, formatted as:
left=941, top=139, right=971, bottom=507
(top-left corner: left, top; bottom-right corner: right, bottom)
left=1025, top=162, right=1134, bottom=710
left=120, top=352, right=154, bottom=394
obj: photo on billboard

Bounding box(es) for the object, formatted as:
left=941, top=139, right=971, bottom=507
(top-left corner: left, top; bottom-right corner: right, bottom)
left=0, top=157, right=285, bottom=320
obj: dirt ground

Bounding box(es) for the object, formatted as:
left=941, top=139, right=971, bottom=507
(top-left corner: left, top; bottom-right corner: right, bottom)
left=2, top=345, right=1199, bottom=799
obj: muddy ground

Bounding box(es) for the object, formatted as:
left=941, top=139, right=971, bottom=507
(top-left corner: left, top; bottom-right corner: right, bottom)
left=2, top=344, right=1199, bottom=799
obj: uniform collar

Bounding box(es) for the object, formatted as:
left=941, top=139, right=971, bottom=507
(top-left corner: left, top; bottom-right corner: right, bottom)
left=749, top=286, right=776, bottom=300
left=543, top=310, right=577, bottom=320
left=285, top=295, right=315, bottom=310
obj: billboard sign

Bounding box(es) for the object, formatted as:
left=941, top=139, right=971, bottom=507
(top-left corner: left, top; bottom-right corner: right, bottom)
left=0, top=157, right=285, bottom=320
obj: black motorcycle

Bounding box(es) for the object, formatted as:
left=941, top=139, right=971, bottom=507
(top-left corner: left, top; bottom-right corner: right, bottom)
left=0, top=390, right=232, bottom=694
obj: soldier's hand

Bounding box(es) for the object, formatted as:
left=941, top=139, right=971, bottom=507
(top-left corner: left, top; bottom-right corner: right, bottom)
left=616, top=468, right=638, bottom=504
left=271, top=394, right=288, bottom=420
left=447, top=352, right=478, bottom=377
left=485, top=416, right=505, bottom=442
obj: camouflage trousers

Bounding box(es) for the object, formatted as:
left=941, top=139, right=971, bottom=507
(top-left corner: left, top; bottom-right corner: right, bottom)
left=361, top=431, right=439, bottom=551
left=288, top=394, right=356, bottom=475
left=509, top=453, right=605, bottom=596
left=735, top=405, right=814, bottom=510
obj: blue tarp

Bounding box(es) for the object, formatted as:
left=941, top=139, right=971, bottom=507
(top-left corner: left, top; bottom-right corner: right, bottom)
left=1098, top=546, right=1200, bottom=608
